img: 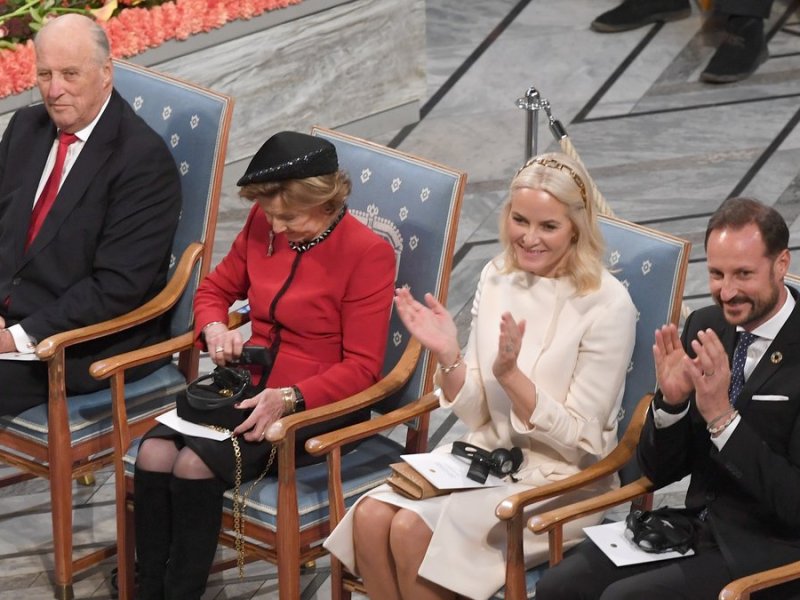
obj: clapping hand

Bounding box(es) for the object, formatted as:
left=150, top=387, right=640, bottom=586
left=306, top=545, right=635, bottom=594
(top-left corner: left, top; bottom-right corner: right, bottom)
left=394, top=287, right=460, bottom=363
left=492, top=312, right=526, bottom=380
left=653, top=324, right=695, bottom=406
left=685, top=329, right=732, bottom=423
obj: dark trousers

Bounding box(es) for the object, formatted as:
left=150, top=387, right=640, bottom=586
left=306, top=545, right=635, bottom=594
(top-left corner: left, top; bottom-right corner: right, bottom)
left=715, top=0, right=773, bottom=19
left=536, top=538, right=800, bottom=600
left=0, top=359, right=48, bottom=415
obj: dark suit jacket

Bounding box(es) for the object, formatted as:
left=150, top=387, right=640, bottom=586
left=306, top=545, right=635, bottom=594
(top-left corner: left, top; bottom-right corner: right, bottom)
left=638, top=288, right=800, bottom=578
left=0, top=89, right=181, bottom=400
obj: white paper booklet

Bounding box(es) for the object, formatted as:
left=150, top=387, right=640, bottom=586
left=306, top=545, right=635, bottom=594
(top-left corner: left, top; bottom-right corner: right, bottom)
left=583, top=520, right=695, bottom=566
left=0, top=351, right=40, bottom=361
left=400, top=452, right=507, bottom=490
left=156, top=408, right=231, bottom=441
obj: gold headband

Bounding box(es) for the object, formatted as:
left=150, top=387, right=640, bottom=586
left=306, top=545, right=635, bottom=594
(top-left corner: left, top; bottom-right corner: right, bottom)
left=516, top=157, right=588, bottom=205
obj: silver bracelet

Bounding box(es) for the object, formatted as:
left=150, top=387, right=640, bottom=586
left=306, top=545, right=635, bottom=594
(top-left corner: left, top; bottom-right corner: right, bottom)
left=707, top=409, right=738, bottom=436
left=706, top=407, right=735, bottom=430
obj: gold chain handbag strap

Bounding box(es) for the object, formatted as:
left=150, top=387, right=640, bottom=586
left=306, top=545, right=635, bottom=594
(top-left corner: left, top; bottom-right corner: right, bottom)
left=209, top=426, right=277, bottom=578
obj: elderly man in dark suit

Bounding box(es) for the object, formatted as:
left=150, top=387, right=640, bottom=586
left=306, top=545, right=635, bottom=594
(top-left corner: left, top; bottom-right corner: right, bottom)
left=0, top=14, right=181, bottom=414
left=537, top=197, right=800, bottom=600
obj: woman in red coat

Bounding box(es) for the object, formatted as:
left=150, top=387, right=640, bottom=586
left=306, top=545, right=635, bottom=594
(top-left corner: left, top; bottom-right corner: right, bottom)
left=132, top=131, right=396, bottom=599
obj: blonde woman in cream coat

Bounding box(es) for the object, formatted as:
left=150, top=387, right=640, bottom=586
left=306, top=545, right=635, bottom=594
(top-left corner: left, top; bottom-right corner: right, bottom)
left=324, top=152, right=637, bottom=600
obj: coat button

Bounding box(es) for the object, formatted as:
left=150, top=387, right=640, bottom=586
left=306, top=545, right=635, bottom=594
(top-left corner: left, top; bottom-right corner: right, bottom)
left=11, top=277, right=21, bottom=286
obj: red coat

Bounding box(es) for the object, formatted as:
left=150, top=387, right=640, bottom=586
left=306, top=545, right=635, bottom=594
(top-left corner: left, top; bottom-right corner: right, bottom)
left=194, top=206, right=396, bottom=409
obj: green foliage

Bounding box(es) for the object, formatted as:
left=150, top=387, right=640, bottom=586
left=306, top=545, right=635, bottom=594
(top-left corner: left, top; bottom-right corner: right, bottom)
left=0, top=1, right=167, bottom=46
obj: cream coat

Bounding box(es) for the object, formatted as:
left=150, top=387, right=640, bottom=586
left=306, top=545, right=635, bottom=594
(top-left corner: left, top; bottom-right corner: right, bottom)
left=325, top=259, right=637, bottom=599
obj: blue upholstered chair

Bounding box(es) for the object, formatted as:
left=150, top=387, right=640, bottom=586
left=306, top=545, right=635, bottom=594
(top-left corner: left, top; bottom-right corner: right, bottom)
left=529, top=274, right=800, bottom=600
left=0, top=60, right=232, bottom=600
left=489, top=215, right=691, bottom=599
left=112, top=127, right=466, bottom=599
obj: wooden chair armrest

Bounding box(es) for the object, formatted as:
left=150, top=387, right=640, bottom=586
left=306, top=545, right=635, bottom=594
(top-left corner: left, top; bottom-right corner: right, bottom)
left=36, top=243, right=204, bottom=360
left=304, top=391, right=440, bottom=455
left=90, top=331, right=195, bottom=380
left=528, top=476, right=654, bottom=535
left=719, top=561, right=800, bottom=600
left=266, top=338, right=423, bottom=445
left=496, top=393, right=652, bottom=520
left=90, top=307, right=252, bottom=380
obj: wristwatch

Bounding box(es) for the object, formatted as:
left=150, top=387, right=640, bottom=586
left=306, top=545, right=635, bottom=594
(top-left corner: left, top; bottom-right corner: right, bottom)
left=291, top=385, right=306, bottom=412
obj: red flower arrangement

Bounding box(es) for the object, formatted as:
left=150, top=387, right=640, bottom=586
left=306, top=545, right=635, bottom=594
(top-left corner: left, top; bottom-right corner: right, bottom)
left=0, top=0, right=300, bottom=99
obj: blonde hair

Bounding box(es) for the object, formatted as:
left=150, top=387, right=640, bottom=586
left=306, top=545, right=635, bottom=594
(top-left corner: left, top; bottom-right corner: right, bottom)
left=238, top=170, right=352, bottom=213
left=498, top=152, right=604, bottom=294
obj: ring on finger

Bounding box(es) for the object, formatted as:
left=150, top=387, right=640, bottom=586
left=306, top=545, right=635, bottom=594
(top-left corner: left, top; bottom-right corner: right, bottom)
left=704, top=371, right=715, bottom=377
left=214, top=346, right=224, bottom=353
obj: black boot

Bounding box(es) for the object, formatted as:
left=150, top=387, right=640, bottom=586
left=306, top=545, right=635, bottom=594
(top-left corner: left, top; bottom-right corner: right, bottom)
left=163, top=477, right=226, bottom=600
left=591, top=0, right=691, bottom=33
left=133, top=468, right=173, bottom=600
left=700, top=16, right=767, bottom=83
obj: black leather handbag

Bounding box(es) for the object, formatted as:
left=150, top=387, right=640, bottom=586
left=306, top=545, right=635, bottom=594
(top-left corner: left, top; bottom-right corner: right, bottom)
left=176, top=346, right=273, bottom=431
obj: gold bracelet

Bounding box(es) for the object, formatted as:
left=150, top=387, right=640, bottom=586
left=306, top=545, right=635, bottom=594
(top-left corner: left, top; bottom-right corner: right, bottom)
left=708, top=409, right=738, bottom=436
left=202, top=321, right=225, bottom=332
left=280, top=387, right=296, bottom=415
left=439, top=355, right=463, bottom=374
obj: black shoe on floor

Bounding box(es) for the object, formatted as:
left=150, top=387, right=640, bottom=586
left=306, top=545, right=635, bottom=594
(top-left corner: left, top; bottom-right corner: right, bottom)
left=591, top=0, right=691, bottom=33
left=700, top=16, right=768, bottom=83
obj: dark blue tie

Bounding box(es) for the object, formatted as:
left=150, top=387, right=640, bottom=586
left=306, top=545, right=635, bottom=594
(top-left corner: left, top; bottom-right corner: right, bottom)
left=729, top=331, right=757, bottom=405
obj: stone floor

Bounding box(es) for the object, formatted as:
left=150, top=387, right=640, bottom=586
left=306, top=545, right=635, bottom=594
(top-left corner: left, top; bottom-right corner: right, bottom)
left=2, top=0, right=800, bottom=597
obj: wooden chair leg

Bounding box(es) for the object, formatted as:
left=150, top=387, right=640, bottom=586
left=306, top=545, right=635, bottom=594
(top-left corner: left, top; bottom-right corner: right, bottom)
left=53, top=583, right=75, bottom=600
left=277, top=527, right=301, bottom=600
left=50, top=449, right=75, bottom=598
left=116, top=491, right=136, bottom=600
left=330, top=556, right=352, bottom=600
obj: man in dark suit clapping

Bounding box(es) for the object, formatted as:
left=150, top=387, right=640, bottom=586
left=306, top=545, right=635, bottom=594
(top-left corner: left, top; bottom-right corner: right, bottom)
left=537, top=197, right=800, bottom=600
left=0, top=14, right=181, bottom=414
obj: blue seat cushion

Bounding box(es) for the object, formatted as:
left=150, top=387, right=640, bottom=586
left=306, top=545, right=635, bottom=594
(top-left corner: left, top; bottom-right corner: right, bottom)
left=0, top=364, right=186, bottom=447
left=492, top=566, right=543, bottom=599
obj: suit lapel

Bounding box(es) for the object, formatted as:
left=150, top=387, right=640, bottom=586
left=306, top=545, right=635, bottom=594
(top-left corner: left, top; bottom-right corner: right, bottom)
left=22, top=93, right=122, bottom=261
left=736, top=289, right=800, bottom=412
left=11, top=124, right=57, bottom=267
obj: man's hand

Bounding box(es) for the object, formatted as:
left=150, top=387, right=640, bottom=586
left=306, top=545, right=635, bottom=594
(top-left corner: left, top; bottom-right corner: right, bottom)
left=685, top=328, right=733, bottom=424
left=0, top=328, right=16, bottom=353
left=653, top=324, right=694, bottom=405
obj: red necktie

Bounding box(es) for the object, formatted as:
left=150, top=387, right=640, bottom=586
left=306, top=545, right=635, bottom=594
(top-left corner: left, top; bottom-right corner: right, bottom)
left=25, top=132, right=80, bottom=250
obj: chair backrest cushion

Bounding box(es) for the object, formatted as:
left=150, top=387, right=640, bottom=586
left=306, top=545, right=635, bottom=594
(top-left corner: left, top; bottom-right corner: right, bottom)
left=312, top=128, right=465, bottom=411
left=112, top=60, right=233, bottom=337
left=599, top=216, right=689, bottom=484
